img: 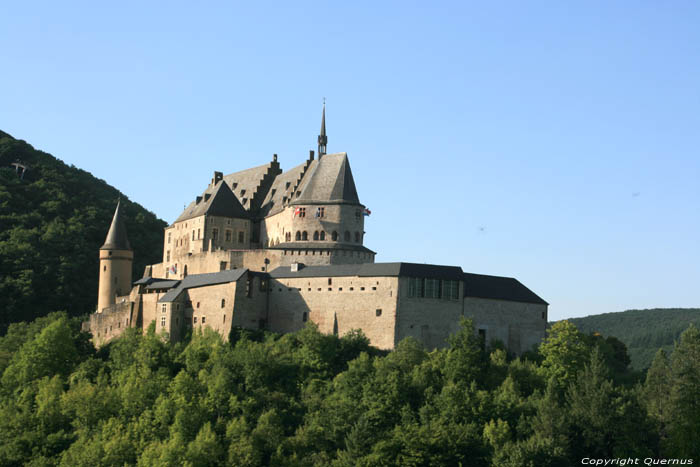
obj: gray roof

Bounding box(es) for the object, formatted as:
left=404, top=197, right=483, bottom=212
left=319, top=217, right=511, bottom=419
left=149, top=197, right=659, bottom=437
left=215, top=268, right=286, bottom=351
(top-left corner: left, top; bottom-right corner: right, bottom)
left=270, top=262, right=463, bottom=280
left=158, top=268, right=248, bottom=303
left=463, top=272, right=548, bottom=305
left=175, top=179, right=249, bottom=223
left=134, top=277, right=180, bottom=287
left=145, top=280, right=180, bottom=290
left=223, top=162, right=275, bottom=211
left=293, top=153, right=361, bottom=205
left=258, top=161, right=309, bottom=217
left=269, top=263, right=548, bottom=305
left=101, top=200, right=131, bottom=250
left=269, top=241, right=376, bottom=254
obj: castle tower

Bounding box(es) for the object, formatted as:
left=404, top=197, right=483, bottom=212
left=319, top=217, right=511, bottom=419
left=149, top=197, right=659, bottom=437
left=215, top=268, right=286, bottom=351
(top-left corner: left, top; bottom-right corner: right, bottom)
left=317, top=101, right=327, bottom=157
left=97, top=199, right=133, bottom=312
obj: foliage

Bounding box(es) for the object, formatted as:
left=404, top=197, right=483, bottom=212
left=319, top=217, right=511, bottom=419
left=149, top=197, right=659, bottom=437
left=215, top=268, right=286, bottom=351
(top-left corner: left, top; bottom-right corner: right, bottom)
left=0, top=130, right=166, bottom=333
left=567, top=308, right=700, bottom=370
left=1, top=314, right=694, bottom=465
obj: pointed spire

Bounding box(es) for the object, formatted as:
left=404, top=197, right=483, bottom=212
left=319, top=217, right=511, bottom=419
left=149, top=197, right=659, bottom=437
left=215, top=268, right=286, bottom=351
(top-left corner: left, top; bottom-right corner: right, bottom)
left=317, top=99, right=327, bottom=157
left=101, top=199, right=131, bottom=250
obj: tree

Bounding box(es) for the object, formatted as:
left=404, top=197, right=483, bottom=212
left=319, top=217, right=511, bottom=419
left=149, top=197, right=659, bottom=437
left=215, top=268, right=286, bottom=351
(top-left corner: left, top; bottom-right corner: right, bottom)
left=665, top=324, right=700, bottom=458
left=538, top=321, right=589, bottom=392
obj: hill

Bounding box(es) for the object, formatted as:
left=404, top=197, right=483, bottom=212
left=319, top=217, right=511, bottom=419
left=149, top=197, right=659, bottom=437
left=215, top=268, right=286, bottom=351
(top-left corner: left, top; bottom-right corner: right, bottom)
left=566, top=308, right=700, bottom=370
left=0, top=130, right=166, bottom=332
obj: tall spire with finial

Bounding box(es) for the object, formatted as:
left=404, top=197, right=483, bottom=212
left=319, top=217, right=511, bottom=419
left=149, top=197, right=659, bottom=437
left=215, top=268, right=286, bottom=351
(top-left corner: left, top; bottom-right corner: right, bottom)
left=317, top=99, right=327, bottom=157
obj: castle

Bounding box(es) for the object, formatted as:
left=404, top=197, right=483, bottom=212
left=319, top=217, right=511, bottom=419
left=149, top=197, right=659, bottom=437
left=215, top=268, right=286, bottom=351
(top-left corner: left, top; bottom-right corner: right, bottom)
left=85, top=105, right=548, bottom=353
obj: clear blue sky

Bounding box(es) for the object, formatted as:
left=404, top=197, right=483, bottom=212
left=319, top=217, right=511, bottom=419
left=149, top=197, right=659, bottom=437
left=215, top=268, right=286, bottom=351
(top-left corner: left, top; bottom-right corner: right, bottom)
left=2, top=1, right=699, bottom=321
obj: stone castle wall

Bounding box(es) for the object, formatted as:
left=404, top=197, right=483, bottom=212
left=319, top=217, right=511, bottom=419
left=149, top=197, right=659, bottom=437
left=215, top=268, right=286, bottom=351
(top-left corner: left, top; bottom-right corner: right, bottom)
left=268, top=275, right=399, bottom=350
left=463, top=297, right=547, bottom=355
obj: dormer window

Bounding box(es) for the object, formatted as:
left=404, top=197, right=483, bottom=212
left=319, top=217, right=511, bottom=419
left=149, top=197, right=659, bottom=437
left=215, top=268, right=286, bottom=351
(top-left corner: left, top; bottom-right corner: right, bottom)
left=242, top=198, right=247, bottom=205
left=286, top=182, right=291, bottom=189
left=270, top=189, right=276, bottom=197
left=240, top=189, right=246, bottom=196
left=232, top=182, right=238, bottom=189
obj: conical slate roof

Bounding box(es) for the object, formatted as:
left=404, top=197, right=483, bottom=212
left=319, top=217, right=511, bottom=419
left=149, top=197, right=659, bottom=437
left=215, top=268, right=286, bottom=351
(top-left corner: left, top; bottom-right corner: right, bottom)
left=101, top=199, right=131, bottom=250
left=293, top=152, right=360, bottom=205
left=175, top=179, right=249, bottom=223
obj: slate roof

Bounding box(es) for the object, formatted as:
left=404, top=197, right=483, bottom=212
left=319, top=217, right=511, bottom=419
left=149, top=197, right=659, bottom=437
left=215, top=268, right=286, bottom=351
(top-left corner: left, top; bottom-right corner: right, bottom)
left=101, top=200, right=131, bottom=250
left=258, top=161, right=309, bottom=217
left=268, top=242, right=376, bottom=254
left=223, top=162, right=275, bottom=210
left=463, top=272, right=548, bottom=305
left=270, top=263, right=547, bottom=305
left=158, top=268, right=248, bottom=303
left=293, top=153, right=361, bottom=205
left=270, top=262, right=463, bottom=280
left=174, top=179, right=248, bottom=223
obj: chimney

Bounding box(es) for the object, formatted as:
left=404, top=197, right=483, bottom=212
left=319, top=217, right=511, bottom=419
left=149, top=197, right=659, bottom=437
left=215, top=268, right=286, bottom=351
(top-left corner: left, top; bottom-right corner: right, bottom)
left=309, top=150, right=314, bottom=161
left=273, top=154, right=278, bottom=162
left=291, top=262, right=304, bottom=272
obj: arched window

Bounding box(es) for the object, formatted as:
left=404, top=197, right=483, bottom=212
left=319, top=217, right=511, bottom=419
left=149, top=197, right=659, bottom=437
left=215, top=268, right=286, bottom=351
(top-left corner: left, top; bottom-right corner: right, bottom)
left=295, top=231, right=301, bottom=241
left=320, top=231, right=326, bottom=241
left=285, top=232, right=291, bottom=242
left=302, top=231, right=308, bottom=241
left=332, top=231, right=338, bottom=241
left=344, top=231, right=350, bottom=241
left=355, top=231, right=361, bottom=242
left=313, top=231, right=319, bottom=241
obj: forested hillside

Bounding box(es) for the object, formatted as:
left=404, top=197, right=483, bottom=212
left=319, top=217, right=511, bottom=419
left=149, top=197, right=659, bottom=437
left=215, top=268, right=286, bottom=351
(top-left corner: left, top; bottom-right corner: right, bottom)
left=1, top=315, right=699, bottom=465
left=0, top=130, right=166, bottom=332
left=567, top=308, right=700, bottom=370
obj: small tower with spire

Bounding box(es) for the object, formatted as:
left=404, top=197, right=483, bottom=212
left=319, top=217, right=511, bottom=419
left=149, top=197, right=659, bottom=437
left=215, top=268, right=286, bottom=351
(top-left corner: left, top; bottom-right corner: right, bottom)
left=97, top=199, right=133, bottom=313
left=317, top=100, right=327, bottom=158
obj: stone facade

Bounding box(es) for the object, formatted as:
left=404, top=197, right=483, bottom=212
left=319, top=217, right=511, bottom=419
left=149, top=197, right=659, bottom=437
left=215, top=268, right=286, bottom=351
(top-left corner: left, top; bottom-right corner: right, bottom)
left=85, top=110, right=548, bottom=354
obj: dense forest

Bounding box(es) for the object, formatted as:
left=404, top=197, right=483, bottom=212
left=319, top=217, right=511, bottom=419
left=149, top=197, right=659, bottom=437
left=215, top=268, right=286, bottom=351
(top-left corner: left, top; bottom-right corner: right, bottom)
left=0, top=314, right=698, bottom=466
left=566, top=308, right=700, bottom=370
left=0, top=130, right=166, bottom=332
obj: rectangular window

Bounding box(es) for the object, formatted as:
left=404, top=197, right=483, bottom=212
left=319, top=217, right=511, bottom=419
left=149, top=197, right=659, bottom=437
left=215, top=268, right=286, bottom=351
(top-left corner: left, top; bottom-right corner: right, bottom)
left=198, top=228, right=201, bottom=239
left=166, top=250, right=170, bottom=262
left=246, top=278, right=253, bottom=297
left=317, top=207, right=325, bottom=218
left=299, top=207, right=306, bottom=218
left=161, top=304, right=166, bottom=313
left=238, top=231, right=245, bottom=243
left=202, top=316, right=206, bottom=324
left=260, top=278, right=268, bottom=292
left=193, top=316, right=197, bottom=324
left=408, top=277, right=423, bottom=298
left=212, top=228, right=219, bottom=241
left=167, top=232, right=171, bottom=244
left=302, top=312, right=308, bottom=322
left=161, top=316, right=166, bottom=327
left=441, top=280, right=460, bottom=300
left=220, top=261, right=227, bottom=271
left=225, top=230, right=232, bottom=242
left=192, top=230, right=195, bottom=241
left=424, top=279, right=440, bottom=299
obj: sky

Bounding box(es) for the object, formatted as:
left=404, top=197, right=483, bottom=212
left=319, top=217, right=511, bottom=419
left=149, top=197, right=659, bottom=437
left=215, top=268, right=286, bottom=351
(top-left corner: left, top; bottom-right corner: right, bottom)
left=1, top=1, right=699, bottom=321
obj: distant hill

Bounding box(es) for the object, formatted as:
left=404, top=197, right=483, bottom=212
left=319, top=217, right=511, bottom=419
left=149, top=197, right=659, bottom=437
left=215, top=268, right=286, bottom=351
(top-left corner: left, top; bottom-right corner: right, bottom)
left=0, top=129, right=166, bottom=333
left=564, top=308, right=700, bottom=370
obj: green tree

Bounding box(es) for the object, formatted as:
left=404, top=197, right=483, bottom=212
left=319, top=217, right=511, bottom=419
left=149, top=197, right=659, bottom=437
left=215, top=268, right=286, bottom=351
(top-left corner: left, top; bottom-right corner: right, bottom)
left=538, top=320, right=590, bottom=391
left=665, top=324, right=700, bottom=458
